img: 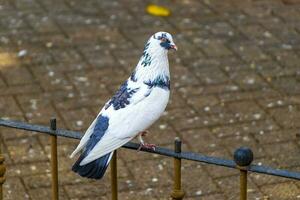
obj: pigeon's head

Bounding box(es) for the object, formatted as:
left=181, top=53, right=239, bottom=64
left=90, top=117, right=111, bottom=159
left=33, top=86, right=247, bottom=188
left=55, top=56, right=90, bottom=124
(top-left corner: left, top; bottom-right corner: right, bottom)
left=151, top=31, right=177, bottom=51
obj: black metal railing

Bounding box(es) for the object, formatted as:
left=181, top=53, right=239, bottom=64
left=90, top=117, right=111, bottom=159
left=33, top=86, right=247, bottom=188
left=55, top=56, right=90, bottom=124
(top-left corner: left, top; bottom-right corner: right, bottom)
left=0, top=118, right=300, bottom=200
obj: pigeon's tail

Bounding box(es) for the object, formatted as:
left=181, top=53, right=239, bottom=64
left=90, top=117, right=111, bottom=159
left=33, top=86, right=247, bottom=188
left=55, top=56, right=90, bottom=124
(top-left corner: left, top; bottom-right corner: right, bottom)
left=72, top=152, right=113, bottom=179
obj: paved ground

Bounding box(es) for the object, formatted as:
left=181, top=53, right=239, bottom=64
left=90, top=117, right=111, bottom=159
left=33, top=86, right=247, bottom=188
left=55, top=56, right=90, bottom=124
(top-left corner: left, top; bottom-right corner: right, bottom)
left=1, top=0, right=300, bottom=199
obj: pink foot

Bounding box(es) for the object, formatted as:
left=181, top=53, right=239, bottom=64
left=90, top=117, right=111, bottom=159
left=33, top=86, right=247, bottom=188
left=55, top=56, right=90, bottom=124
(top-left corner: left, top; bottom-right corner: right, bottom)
left=138, top=143, right=156, bottom=151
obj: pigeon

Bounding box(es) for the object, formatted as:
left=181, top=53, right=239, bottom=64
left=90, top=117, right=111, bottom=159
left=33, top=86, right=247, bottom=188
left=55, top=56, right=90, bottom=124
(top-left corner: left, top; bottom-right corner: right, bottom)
left=70, top=31, right=177, bottom=179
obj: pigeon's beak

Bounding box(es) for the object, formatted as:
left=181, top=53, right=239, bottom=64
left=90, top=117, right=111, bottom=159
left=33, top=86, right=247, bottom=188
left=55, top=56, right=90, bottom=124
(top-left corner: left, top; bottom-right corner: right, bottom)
left=170, top=44, right=178, bottom=51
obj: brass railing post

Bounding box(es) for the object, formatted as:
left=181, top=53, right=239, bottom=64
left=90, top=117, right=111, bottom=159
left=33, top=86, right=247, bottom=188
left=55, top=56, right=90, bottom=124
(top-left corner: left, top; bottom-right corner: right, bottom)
left=111, top=151, right=118, bottom=200
left=233, top=147, right=253, bottom=200
left=0, top=143, right=6, bottom=200
left=50, top=118, right=59, bottom=200
left=171, top=137, right=185, bottom=200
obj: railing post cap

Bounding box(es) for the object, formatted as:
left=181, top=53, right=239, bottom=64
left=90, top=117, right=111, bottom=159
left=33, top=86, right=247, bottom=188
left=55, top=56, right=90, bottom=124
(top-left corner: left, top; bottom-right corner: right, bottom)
left=174, top=137, right=182, bottom=153
left=234, top=147, right=253, bottom=166
left=50, top=117, right=57, bottom=130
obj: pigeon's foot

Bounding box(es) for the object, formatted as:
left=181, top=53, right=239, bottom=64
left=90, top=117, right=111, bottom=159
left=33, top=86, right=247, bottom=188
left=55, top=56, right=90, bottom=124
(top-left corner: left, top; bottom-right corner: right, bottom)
left=137, top=130, right=155, bottom=151
left=138, top=143, right=156, bottom=151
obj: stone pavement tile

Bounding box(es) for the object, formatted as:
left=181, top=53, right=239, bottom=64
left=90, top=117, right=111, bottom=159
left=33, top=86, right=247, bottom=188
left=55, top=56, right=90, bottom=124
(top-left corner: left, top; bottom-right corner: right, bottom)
left=254, top=129, right=297, bottom=144
left=117, top=189, right=159, bottom=200
left=59, top=107, right=94, bottom=131
left=238, top=24, right=280, bottom=45
left=3, top=177, right=29, bottom=200
left=64, top=182, right=108, bottom=199
left=17, top=47, right=55, bottom=66
left=79, top=47, right=118, bottom=68
left=186, top=94, right=221, bottom=114
left=263, top=141, right=300, bottom=168
left=12, top=0, right=41, bottom=11
left=0, top=127, right=39, bottom=141
left=49, top=48, right=84, bottom=65
left=146, top=122, right=178, bottom=146
left=172, top=109, right=271, bottom=132
left=181, top=128, right=224, bottom=153
left=0, top=75, right=5, bottom=87
left=70, top=196, right=108, bottom=200
left=193, top=66, right=229, bottom=85
left=229, top=70, right=269, bottom=90
left=28, top=187, right=68, bottom=200
left=1, top=65, right=34, bottom=85
left=0, top=14, right=28, bottom=31
left=66, top=68, right=126, bottom=96
left=257, top=96, right=300, bottom=109
left=0, top=96, right=23, bottom=118
left=16, top=94, right=59, bottom=124
left=180, top=163, right=219, bottom=196
left=167, top=93, right=188, bottom=110
left=211, top=119, right=280, bottom=139
left=1, top=84, right=42, bottom=96
left=6, top=136, right=47, bottom=163
left=216, top=175, right=264, bottom=199
left=260, top=182, right=300, bottom=200
left=187, top=193, right=225, bottom=200
left=25, top=12, right=61, bottom=33
left=54, top=92, right=111, bottom=112
left=128, top=158, right=172, bottom=189
left=219, top=135, right=266, bottom=158
left=272, top=76, right=300, bottom=95
left=229, top=42, right=271, bottom=62
left=22, top=173, right=51, bottom=189
left=7, top=162, right=50, bottom=177
left=269, top=50, right=300, bottom=68
left=226, top=100, right=266, bottom=121
left=166, top=107, right=198, bottom=125
left=218, top=88, right=280, bottom=103
left=269, top=105, right=300, bottom=128
left=200, top=39, right=233, bottom=57
left=30, top=65, right=74, bottom=92
left=171, top=67, right=202, bottom=88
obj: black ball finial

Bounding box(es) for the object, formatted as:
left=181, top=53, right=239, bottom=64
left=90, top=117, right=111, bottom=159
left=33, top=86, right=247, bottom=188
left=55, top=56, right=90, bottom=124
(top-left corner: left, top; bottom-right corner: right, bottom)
left=234, top=147, right=253, bottom=166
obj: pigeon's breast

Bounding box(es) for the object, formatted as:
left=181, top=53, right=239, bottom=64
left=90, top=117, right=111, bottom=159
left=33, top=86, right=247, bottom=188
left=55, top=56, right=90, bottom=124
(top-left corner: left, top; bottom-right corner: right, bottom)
left=107, top=87, right=170, bottom=139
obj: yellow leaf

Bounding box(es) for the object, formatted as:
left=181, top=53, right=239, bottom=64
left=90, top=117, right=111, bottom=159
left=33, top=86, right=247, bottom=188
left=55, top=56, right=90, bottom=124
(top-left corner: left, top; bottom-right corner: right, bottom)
left=146, top=4, right=171, bottom=17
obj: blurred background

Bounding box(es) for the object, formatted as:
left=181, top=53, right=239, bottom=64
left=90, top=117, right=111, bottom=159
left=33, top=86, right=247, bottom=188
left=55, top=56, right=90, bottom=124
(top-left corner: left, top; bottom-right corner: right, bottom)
left=1, top=0, right=300, bottom=199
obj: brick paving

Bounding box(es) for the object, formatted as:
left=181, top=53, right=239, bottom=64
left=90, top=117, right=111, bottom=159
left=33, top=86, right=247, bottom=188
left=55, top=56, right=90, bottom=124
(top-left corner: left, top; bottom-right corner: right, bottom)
left=1, top=0, right=300, bottom=199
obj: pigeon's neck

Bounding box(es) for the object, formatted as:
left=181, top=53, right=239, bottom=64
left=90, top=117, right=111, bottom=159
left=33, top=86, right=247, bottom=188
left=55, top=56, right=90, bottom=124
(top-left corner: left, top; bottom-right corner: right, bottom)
left=131, top=44, right=170, bottom=84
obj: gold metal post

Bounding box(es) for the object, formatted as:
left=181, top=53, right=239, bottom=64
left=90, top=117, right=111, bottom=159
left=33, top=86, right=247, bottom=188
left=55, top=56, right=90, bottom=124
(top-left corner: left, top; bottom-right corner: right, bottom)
left=50, top=118, right=58, bottom=200
left=240, top=169, right=247, bottom=200
left=110, top=151, right=118, bottom=200
left=171, top=138, right=185, bottom=200
left=0, top=144, right=5, bottom=200
left=234, top=147, right=253, bottom=200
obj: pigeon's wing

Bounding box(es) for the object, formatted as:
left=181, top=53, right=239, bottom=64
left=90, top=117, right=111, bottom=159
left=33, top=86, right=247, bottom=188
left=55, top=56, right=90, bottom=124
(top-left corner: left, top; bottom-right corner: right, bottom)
left=70, top=117, right=98, bottom=158
left=79, top=86, right=170, bottom=165
left=70, top=80, right=147, bottom=158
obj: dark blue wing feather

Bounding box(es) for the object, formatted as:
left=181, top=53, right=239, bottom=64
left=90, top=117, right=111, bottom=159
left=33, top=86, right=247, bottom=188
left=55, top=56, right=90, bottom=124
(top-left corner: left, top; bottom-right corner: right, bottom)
left=72, top=115, right=111, bottom=179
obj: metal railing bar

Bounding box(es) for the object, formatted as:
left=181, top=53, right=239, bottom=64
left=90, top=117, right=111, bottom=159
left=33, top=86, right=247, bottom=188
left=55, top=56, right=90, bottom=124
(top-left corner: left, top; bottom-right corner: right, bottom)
left=1, top=119, right=300, bottom=181
left=0, top=119, right=81, bottom=139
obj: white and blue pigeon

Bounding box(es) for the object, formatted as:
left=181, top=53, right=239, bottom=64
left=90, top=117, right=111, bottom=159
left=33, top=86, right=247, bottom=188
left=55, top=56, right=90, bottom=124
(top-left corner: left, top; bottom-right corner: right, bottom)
left=70, top=31, right=177, bottom=179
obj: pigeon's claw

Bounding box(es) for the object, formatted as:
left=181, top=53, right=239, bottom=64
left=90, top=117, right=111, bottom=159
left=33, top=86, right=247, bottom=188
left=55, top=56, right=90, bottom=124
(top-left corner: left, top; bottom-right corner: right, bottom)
left=137, top=131, right=155, bottom=151
left=138, top=143, right=156, bottom=151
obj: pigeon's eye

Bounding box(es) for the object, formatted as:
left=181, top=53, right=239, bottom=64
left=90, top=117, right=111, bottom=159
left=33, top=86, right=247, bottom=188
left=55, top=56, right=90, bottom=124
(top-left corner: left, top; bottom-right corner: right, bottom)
left=161, top=37, right=170, bottom=43
left=161, top=37, right=167, bottom=42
